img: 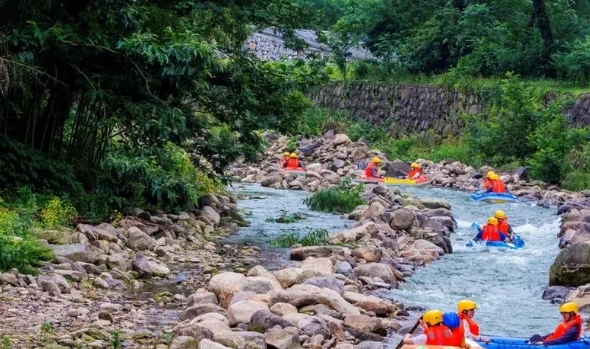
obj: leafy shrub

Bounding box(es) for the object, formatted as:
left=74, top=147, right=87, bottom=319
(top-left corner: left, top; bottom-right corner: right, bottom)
left=269, top=229, right=330, bottom=247
left=264, top=211, right=305, bottom=224
left=429, top=140, right=474, bottom=164
left=0, top=235, right=55, bottom=275
left=39, top=197, right=77, bottom=229
left=554, top=38, right=590, bottom=86
left=100, top=142, right=216, bottom=211
left=562, top=171, right=590, bottom=192
left=303, top=179, right=364, bottom=213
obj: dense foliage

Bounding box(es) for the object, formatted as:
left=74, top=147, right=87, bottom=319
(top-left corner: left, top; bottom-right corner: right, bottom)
left=296, top=0, right=590, bottom=84
left=303, top=178, right=364, bottom=213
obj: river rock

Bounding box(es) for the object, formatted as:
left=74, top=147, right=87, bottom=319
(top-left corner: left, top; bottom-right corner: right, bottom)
left=549, top=242, right=590, bottom=286
left=261, top=175, right=283, bottom=187
left=264, top=329, right=302, bottom=349
left=361, top=202, right=386, bottom=220
left=353, top=263, right=397, bottom=286
left=270, top=303, right=298, bottom=316
left=187, top=292, right=219, bottom=307
left=201, top=206, right=221, bottom=225
left=298, top=316, right=330, bottom=337
left=328, top=223, right=374, bottom=244
left=250, top=310, right=293, bottom=331
left=335, top=261, right=353, bottom=276
left=390, top=209, right=416, bottom=231
left=228, top=300, right=269, bottom=325
left=300, top=257, right=333, bottom=275
left=343, top=315, right=386, bottom=334
left=199, top=339, right=232, bottom=349
left=542, top=286, right=572, bottom=304
left=126, top=227, right=156, bottom=251
left=209, top=272, right=247, bottom=308
left=355, top=341, right=383, bottom=349
left=384, top=160, right=410, bottom=177
left=274, top=268, right=303, bottom=288
left=332, top=134, right=351, bottom=146
left=352, top=247, right=382, bottom=263
left=419, top=199, right=451, bottom=210
left=290, top=246, right=345, bottom=261
left=169, top=336, right=200, bottom=349
left=302, top=276, right=344, bottom=295
left=269, top=284, right=360, bottom=315
left=50, top=243, right=103, bottom=263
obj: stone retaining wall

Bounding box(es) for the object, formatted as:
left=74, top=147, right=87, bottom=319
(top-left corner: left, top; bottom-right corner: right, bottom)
left=311, top=82, right=590, bottom=138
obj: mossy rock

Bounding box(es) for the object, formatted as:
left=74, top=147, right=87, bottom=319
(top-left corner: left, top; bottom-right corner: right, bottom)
left=550, top=241, right=590, bottom=286
left=38, top=230, right=71, bottom=244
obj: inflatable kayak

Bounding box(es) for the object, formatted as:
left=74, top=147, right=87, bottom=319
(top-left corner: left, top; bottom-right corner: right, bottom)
left=354, top=176, right=431, bottom=186
left=474, top=337, right=590, bottom=349
left=470, top=190, right=519, bottom=203
left=466, top=234, right=525, bottom=249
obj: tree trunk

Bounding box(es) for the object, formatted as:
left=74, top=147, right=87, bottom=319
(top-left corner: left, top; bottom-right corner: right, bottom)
left=532, top=0, right=553, bottom=49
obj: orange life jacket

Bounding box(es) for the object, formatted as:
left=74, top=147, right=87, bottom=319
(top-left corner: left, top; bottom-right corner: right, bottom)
left=498, top=219, right=510, bottom=234
left=484, top=178, right=493, bottom=190
left=286, top=158, right=300, bottom=169
left=544, top=314, right=582, bottom=342
left=425, top=325, right=454, bottom=345
left=449, top=325, right=466, bottom=347
left=459, top=313, right=480, bottom=336
left=492, top=179, right=507, bottom=193
left=280, top=157, right=289, bottom=168
left=365, top=162, right=378, bottom=177
left=407, top=168, right=422, bottom=179
left=481, top=224, right=501, bottom=241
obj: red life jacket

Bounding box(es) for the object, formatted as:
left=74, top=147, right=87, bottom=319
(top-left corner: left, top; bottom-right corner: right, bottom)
left=459, top=313, right=480, bottom=336
left=449, top=325, right=466, bottom=347
left=365, top=162, right=378, bottom=177
left=425, top=325, right=454, bottom=345
left=484, top=178, right=493, bottom=190
left=481, top=224, right=501, bottom=241
left=498, top=219, right=510, bottom=234
left=286, top=158, right=300, bottom=169
left=492, top=179, right=507, bottom=193
left=544, top=314, right=583, bottom=342
left=280, top=157, right=289, bottom=168
left=407, top=168, right=422, bottom=179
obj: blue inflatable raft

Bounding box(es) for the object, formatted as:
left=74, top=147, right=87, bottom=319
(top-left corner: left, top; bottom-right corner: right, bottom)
left=466, top=234, right=525, bottom=249
left=470, top=190, right=519, bottom=203
left=474, top=337, right=590, bottom=349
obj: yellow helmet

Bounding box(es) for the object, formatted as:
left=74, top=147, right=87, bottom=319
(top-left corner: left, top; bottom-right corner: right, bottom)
left=559, top=302, right=579, bottom=314
left=289, top=153, right=297, bottom=158
left=490, top=173, right=500, bottom=180
left=283, top=152, right=290, bottom=156
left=423, top=309, right=443, bottom=326
left=411, top=163, right=421, bottom=168
left=494, top=210, right=506, bottom=219
left=371, top=157, right=381, bottom=164
left=487, top=217, right=498, bottom=225
left=485, top=171, right=495, bottom=178
left=458, top=300, right=477, bottom=313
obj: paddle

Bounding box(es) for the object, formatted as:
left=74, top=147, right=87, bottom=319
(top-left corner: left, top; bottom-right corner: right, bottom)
left=395, top=317, right=422, bottom=349
left=470, top=222, right=481, bottom=231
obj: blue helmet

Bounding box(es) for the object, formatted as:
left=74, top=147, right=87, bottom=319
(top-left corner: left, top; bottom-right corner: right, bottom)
left=442, top=312, right=461, bottom=329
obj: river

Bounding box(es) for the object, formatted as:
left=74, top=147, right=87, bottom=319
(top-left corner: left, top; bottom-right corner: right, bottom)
left=229, top=183, right=562, bottom=338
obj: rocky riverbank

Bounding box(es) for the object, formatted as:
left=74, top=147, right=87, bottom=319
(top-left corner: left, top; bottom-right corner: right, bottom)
left=229, top=131, right=590, bottom=314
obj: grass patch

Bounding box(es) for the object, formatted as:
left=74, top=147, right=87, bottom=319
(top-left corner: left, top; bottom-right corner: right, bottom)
left=303, top=178, right=364, bottom=213
left=269, top=229, right=330, bottom=248
left=264, top=211, right=306, bottom=224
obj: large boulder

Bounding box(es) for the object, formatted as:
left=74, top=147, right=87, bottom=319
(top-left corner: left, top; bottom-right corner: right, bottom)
left=50, top=243, right=103, bottom=263
left=550, top=242, right=590, bottom=286
left=126, top=227, right=156, bottom=251
left=390, top=209, right=416, bottom=231
left=209, top=272, right=247, bottom=308
left=383, top=160, right=410, bottom=177
left=353, top=263, right=397, bottom=286
left=227, top=300, right=269, bottom=325
left=269, top=284, right=360, bottom=315
left=250, top=310, right=293, bottom=331
left=290, top=246, right=345, bottom=261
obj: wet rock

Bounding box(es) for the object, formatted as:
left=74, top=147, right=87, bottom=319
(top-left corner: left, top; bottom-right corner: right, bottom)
left=419, top=199, right=451, bottom=210
left=549, top=242, right=590, bottom=286
left=250, top=310, right=293, bottom=331
left=516, top=167, right=528, bottom=182
left=542, top=286, right=572, bottom=304
left=261, top=175, right=283, bottom=187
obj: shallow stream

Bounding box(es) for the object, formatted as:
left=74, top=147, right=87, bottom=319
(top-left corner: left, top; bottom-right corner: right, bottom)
left=229, top=183, right=563, bottom=337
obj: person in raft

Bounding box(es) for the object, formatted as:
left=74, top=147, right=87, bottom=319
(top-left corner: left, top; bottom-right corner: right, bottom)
left=365, top=157, right=382, bottom=178
left=529, top=302, right=583, bottom=345
left=484, top=173, right=511, bottom=194
left=443, top=311, right=469, bottom=348
left=285, top=153, right=301, bottom=169
left=280, top=152, right=290, bottom=168
left=407, top=163, right=423, bottom=179
left=403, top=309, right=456, bottom=345
left=494, top=210, right=515, bottom=240
left=474, top=217, right=511, bottom=242
left=483, top=171, right=496, bottom=191
left=458, top=300, right=490, bottom=343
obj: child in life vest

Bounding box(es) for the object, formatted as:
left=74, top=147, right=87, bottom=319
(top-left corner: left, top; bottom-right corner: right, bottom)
left=458, top=300, right=490, bottom=343
left=403, top=310, right=456, bottom=346
left=529, top=302, right=582, bottom=345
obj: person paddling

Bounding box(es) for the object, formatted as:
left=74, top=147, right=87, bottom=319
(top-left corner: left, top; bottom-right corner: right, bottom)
left=365, top=157, right=382, bottom=178
left=407, top=163, right=423, bottom=179
left=285, top=153, right=301, bottom=169
left=403, top=310, right=456, bottom=345
left=494, top=210, right=514, bottom=240
left=484, top=173, right=511, bottom=194
left=280, top=152, right=290, bottom=168
left=473, top=217, right=511, bottom=243
left=529, top=302, right=582, bottom=345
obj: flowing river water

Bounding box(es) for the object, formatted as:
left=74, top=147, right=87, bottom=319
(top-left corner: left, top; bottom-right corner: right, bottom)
left=228, top=183, right=562, bottom=338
